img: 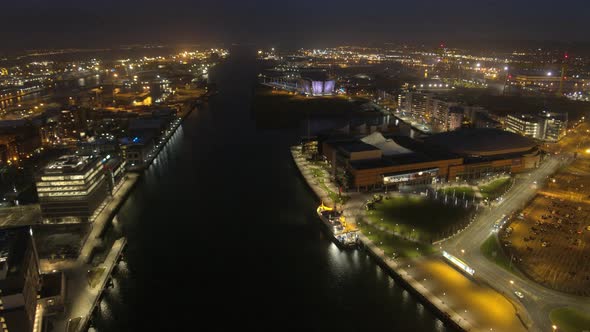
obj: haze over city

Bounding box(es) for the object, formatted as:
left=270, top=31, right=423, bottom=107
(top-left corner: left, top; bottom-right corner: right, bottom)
left=2, top=0, right=590, bottom=49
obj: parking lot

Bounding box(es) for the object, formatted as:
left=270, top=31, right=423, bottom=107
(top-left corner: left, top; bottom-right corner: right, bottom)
left=502, top=157, right=590, bottom=296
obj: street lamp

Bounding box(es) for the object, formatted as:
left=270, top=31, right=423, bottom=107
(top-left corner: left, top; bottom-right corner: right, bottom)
left=552, top=325, right=558, bottom=331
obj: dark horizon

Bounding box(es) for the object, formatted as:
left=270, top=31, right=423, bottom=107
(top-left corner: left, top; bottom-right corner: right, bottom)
left=2, top=0, right=590, bottom=51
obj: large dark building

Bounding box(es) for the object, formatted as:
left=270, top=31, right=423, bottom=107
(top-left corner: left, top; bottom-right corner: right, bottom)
left=0, top=227, right=41, bottom=332
left=35, top=155, right=109, bottom=223
left=322, top=129, right=540, bottom=191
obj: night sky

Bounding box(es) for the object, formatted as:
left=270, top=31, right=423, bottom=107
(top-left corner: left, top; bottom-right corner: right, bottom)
left=2, top=0, right=589, bottom=49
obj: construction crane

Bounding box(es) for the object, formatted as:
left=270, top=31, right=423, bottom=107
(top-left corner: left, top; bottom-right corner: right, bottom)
left=558, top=52, right=568, bottom=96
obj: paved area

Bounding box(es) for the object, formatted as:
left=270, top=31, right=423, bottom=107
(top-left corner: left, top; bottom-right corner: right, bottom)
left=60, top=239, right=126, bottom=332
left=441, top=155, right=590, bottom=330
left=79, top=174, right=138, bottom=263
left=504, top=193, right=590, bottom=295
left=294, top=135, right=590, bottom=331
left=48, top=174, right=138, bottom=332
left=291, top=147, right=341, bottom=207
left=408, top=258, right=527, bottom=332
left=292, top=148, right=498, bottom=331
left=0, top=204, right=41, bottom=227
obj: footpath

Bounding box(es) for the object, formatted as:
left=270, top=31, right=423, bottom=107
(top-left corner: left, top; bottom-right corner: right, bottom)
left=50, top=174, right=139, bottom=332
left=291, top=146, right=472, bottom=331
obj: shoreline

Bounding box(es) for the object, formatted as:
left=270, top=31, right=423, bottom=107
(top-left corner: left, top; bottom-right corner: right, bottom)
left=290, top=145, right=472, bottom=332
left=49, top=101, right=199, bottom=332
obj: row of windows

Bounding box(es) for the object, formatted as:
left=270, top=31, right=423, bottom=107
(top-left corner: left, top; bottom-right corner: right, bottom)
left=38, top=175, right=105, bottom=197
left=40, top=162, right=102, bottom=181
left=36, top=180, right=85, bottom=187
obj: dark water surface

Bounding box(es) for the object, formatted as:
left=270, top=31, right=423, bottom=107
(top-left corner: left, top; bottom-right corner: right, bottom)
left=96, top=47, right=453, bottom=332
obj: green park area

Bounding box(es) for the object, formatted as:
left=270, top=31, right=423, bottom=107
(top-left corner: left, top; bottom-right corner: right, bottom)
left=366, top=195, right=474, bottom=242
left=309, top=165, right=349, bottom=205
left=550, top=307, right=590, bottom=332
left=357, top=220, right=436, bottom=259
left=480, top=235, right=522, bottom=276
left=479, top=177, right=512, bottom=200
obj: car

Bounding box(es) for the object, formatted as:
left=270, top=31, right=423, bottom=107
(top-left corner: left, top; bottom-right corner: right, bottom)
left=514, top=291, right=524, bottom=299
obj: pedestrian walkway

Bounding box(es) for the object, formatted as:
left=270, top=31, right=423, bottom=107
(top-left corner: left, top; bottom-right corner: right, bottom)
left=57, top=239, right=126, bottom=332
left=79, top=174, right=139, bottom=263
left=291, top=146, right=339, bottom=208
left=49, top=174, right=139, bottom=332
left=359, top=234, right=477, bottom=331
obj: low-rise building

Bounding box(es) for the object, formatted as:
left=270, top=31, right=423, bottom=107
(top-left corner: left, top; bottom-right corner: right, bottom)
left=322, top=129, right=540, bottom=191
left=506, top=114, right=542, bottom=138
left=506, top=111, right=568, bottom=141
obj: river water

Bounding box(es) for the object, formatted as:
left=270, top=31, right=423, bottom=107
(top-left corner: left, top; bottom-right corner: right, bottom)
left=94, top=46, right=454, bottom=332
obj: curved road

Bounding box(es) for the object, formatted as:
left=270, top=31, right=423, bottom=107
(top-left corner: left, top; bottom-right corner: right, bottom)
left=441, top=155, right=590, bottom=330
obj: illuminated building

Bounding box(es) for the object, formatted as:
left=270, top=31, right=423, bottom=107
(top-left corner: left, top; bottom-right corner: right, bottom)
left=0, top=227, right=40, bottom=332
left=35, top=155, right=110, bottom=223
left=506, top=111, right=568, bottom=141
left=322, top=129, right=540, bottom=191
left=401, top=92, right=431, bottom=119
left=447, top=107, right=464, bottom=131
left=119, top=134, right=155, bottom=169
left=322, top=132, right=463, bottom=191
left=424, top=128, right=540, bottom=180
left=299, top=72, right=335, bottom=96
left=539, top=111, right=568, bottom=142
left=506, top=114, right=542, bottom=138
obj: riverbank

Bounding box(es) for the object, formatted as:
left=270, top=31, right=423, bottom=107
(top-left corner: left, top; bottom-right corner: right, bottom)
left=46, top=173, right=138, bottom=332
left=48, top=101, right=197, bottom=331
left=290, top=145, right=471, bottom=331
left=127, top=103, right=198, bottom=172
left=291, top=145, right=529, bottom=332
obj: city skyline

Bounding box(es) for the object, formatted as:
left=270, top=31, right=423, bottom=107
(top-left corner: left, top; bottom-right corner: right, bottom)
left=1, top=2, right=590, bottom=331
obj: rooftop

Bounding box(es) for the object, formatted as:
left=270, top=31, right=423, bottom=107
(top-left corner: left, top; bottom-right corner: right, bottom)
left=338, top=141, right=380, bottom=153
left=43, top=155, right=97, bottom=174
left=424, top=128, right=537, bottom=156
left=360, top=132, right=414, bottom=156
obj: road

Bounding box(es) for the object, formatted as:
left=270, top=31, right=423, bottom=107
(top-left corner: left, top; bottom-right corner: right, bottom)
left=441, top=155, right=590, bottom=330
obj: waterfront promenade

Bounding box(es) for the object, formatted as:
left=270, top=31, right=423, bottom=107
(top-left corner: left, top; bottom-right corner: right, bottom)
left=48, top=101, right=198, bottom=331
left=49, top=174, right=138, bottom=332
left=291, top=145, right=527, bottom=332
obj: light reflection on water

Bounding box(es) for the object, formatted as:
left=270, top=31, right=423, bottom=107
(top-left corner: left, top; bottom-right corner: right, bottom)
left=94, top=49, right=456, bottom=332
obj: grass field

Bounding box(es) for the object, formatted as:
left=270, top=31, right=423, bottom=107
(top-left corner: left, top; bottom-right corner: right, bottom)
left=358, top=221, right=436, bottom=258
left=367, top=195, right=474, bottom=242
left=480, top=235, right=522, bottom=276
left=480, top=177, right=512, bottom=200
left=309, top=166, right=348, bottom=205
left=550, top=307, right=590, bottom=332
